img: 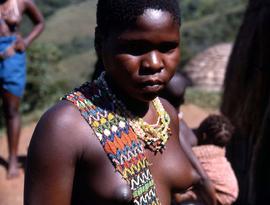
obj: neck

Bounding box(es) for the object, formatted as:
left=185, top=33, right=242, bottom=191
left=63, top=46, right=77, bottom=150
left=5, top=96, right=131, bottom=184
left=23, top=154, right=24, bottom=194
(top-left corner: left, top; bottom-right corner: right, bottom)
left=104, top=73, right=150, bottom=117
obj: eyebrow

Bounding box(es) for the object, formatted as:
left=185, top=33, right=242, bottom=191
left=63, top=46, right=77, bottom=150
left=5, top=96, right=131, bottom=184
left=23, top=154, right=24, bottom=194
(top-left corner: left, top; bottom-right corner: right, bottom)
left=116, top=38, right=179, bottom=45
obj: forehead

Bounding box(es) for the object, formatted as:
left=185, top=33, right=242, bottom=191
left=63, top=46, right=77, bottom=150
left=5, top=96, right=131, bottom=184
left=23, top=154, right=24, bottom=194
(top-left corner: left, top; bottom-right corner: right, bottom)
left=138, top=9, right=177, bottom=30
left=109, top=9, right=179, bottom=42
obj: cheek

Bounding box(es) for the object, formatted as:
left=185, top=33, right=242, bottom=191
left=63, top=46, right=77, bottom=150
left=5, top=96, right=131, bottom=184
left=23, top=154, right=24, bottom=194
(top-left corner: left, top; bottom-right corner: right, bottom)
left=113, top=55, right=140, bottom=73
left=105, top=55, right=140, bottom=89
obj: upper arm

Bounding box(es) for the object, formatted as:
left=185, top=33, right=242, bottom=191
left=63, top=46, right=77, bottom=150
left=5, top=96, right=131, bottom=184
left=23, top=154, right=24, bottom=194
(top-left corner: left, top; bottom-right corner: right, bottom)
left=24, top=102, right=85, bottom=205
left=23, top=0, right=44, bottom=24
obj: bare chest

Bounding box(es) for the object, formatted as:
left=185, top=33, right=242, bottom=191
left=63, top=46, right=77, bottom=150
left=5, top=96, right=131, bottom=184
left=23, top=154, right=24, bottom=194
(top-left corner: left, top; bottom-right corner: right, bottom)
left=0, top=0, right=22, bottom=32
left=72, top=132, right=196, bottom=205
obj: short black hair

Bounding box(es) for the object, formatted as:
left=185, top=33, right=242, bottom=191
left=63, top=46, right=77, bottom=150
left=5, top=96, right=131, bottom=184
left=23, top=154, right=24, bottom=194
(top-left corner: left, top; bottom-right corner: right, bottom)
left=95, top=0, right=181, bottom=53
left=197, top=114, right=234, bottom=147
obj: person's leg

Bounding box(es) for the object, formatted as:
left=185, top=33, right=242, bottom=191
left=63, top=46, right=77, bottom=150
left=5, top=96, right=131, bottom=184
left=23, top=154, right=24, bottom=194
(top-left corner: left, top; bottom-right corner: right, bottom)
left=2, top=90, right=21, bottom=179
left=1, top=45, right=26, bottom=179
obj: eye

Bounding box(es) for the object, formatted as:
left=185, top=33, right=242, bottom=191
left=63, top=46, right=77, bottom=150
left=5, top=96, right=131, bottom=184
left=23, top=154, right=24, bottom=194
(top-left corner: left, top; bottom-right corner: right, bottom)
left=115, top=40, right=152, bottom=56
left=159, top=42, right=179, bottom=53
left=125, top=42, right=150, bottom=56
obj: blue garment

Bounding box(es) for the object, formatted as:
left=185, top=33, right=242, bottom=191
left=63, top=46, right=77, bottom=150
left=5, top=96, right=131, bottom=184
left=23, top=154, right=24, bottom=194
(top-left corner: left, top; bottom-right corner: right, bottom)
left=0, top=36, right=26, bottom=97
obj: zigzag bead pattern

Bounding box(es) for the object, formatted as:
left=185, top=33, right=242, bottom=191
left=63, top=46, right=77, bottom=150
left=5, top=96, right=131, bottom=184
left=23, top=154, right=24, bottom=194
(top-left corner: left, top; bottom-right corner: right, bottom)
left=63, top=75, right=162, bottom=205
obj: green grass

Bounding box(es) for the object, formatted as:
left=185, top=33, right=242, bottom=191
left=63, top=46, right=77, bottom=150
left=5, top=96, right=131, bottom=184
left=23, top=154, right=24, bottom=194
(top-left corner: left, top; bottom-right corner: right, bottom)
left=38, top=0, right=98, bottom=91
left=57, top=50, right=97, bottom=88
left=38, top=0, right=97, bottom=44
left=185, top=87, right=222, bottom=110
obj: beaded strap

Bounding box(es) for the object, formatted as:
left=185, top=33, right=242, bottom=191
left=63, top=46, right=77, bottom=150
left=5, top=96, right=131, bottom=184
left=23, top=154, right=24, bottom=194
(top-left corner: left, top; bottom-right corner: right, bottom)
left=63, top=79, right=161, bottom=205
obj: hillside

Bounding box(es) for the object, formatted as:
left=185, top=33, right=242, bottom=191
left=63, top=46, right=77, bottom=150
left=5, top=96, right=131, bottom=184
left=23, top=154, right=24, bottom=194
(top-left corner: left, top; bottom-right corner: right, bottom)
left=57, top=50, right=97, bottom=88
left=37, top=0, right=98, bottom=89
left=38, top=0, right=97, bottom=44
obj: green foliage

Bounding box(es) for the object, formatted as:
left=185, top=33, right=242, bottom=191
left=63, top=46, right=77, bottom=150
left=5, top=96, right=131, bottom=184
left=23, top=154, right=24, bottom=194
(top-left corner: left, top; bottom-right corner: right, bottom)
left=58, top=36, right=94, bottom=58
left=180, top=1, right=247, bottom=66
left=35, top=0, right=87, bottom=17
left=38, top=0, right=97, bottom=44
left=57, top=50, right=97, bottom=88
left=180, top=0, right=246, bottom=21
left=22, top=43, right=64, bottom=112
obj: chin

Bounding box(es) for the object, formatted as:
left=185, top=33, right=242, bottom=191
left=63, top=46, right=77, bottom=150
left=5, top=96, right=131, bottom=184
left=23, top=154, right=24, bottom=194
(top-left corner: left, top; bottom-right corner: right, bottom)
left=140, top=92, right=160, bottom=102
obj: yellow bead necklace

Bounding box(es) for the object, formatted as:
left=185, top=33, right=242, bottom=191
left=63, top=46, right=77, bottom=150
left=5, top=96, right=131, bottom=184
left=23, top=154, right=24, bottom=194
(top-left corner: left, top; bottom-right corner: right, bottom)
left=129, top=98, right=171, bottom=152
left=99, top=72, right=171, bottom=153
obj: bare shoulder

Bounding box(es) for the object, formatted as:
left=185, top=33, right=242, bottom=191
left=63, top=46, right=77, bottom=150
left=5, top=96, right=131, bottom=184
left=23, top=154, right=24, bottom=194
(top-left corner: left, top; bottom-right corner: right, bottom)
left=25, top=100, right=99, bottom=205
left=28, top=100, right=93, bottom=163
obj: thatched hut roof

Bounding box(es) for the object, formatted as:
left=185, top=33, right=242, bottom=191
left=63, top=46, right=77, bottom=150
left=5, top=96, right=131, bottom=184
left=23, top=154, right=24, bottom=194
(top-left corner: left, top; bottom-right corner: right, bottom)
left=183, top=43, right=233, bottom=92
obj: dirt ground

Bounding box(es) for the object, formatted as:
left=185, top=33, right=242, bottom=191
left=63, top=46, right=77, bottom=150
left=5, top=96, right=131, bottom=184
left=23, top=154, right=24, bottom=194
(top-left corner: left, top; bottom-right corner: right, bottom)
left=0, top=103, right=217, bottom=205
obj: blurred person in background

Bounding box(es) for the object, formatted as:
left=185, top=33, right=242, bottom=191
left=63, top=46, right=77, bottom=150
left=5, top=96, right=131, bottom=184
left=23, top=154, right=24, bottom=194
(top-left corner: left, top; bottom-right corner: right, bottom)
left=0, top=0, right=44, bottom=179
left=221, top=0, right=270, bottom=204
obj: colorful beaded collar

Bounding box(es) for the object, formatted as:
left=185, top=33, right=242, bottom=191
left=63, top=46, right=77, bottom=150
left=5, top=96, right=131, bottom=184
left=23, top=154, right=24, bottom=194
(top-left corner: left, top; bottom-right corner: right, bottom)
left=99, top=72, right=171, bottom=153
left=64, top=72, right=172, bottom=204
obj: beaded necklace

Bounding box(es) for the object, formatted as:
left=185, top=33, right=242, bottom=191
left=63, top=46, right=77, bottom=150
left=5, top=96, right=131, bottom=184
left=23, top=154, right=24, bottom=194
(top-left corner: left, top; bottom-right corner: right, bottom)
left=99, top=72, right=171, bottom=153
left=64, top=72, right=174, bottom=205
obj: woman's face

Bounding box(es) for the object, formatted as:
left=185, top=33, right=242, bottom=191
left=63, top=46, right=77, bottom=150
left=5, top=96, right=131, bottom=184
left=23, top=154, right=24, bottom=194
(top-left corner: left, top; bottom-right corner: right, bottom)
left=102, top=9, right=180, bottom=102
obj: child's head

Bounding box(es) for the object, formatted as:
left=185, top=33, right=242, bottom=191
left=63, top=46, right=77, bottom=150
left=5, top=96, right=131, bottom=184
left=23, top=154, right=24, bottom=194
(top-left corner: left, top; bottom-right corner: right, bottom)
left=94, top=0, right=182, bottom=102
left=196, top=114, right=234, bottom=147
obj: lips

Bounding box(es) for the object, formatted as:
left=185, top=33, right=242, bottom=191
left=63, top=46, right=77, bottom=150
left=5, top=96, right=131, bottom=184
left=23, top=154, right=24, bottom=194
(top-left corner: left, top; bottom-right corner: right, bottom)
left=143, top=84, right=163, bottom=92
left=139, top=79, right=165, bottom=92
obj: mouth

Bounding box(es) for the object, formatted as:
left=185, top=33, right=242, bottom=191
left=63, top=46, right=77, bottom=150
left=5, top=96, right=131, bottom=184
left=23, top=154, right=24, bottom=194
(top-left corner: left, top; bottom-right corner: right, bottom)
left=139, top=79, right=164, bottom=92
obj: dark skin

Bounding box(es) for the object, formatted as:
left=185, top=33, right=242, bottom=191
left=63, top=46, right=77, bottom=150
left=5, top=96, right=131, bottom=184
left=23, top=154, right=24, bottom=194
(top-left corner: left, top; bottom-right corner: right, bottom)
left=0, top=0, right=44, bottom=179
left=24, top=9, right=201, bottom=205
left=161, top=76, right=216, bottom=204
left=176, top=120, right=216, bottom=205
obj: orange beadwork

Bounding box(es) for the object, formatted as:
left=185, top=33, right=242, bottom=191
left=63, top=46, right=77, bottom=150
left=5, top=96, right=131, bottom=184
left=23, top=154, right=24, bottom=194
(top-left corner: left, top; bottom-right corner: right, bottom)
left=63, top=73, right=164, bottom=205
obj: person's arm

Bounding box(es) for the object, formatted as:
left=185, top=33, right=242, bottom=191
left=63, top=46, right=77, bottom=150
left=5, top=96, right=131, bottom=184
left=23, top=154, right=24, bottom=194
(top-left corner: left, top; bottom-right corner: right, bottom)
left=24, top=102, right=84, bottom=205
left=16, top=0, right=44, bottom=51
left=179, top=119, right=217, bottom=205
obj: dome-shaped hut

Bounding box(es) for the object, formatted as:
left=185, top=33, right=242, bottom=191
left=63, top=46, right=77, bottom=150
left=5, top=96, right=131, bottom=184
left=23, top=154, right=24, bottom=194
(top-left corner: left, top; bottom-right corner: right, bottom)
left=183, top=43, right=233, bottom=92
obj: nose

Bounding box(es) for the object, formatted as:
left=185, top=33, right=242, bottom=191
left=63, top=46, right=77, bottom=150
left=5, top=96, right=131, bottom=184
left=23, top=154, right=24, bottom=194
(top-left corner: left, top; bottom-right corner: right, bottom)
left=141, top=51, right=164, bottom=74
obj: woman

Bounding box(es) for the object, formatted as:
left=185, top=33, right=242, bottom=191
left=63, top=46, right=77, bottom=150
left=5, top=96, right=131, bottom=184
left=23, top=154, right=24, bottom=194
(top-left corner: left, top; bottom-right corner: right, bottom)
left=0, top=0, right=44, bottom=179
left=24, top=0, right=213, bottom=204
